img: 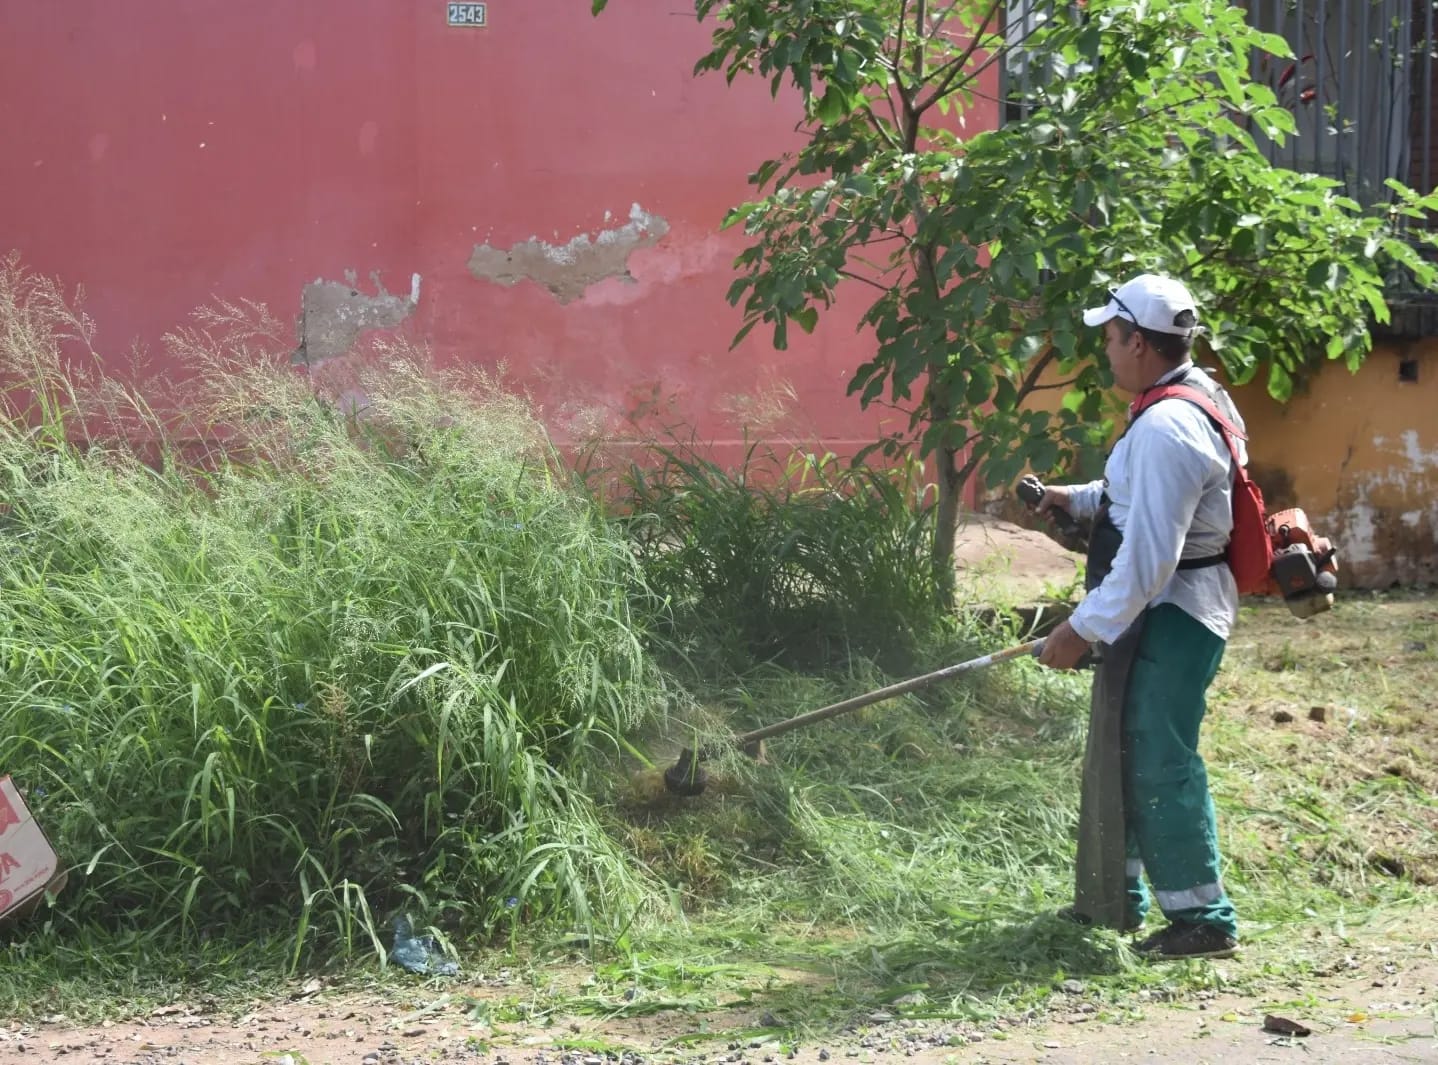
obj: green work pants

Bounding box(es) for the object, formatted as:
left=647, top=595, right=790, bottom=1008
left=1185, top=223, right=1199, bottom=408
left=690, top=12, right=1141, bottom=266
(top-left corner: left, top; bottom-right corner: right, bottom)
left=1073, top=604, right=1237, bottom=938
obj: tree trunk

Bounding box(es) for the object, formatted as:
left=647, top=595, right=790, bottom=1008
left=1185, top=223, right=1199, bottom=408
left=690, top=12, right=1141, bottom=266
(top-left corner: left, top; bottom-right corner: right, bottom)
left=924, top=363, right=963, bottom=609
left=925, top=361, right=989, bottom=609
left=931, top=441, right=961, bottom=609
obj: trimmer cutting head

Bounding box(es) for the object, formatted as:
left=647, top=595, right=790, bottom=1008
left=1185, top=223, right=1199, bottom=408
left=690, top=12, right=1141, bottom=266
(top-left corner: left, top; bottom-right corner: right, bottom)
left=663, top=747, right=709, bottom=797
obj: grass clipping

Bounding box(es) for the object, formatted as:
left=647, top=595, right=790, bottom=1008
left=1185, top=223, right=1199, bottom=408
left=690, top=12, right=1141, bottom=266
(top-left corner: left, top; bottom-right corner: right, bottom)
left=0, top=254, right=667, bottom=963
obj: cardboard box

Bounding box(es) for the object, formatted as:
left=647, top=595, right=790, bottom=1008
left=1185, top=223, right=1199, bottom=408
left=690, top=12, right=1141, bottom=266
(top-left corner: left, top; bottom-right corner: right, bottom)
left=0, top=774, right=63, bottom=923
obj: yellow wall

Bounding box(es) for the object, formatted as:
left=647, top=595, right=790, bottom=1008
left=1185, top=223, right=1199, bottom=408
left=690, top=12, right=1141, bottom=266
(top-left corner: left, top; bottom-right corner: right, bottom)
left=1231, top=338, right=1438, bottom=588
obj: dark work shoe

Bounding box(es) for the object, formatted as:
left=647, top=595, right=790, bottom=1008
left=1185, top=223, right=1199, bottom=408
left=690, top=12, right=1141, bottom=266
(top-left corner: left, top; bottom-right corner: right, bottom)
left=1057, top=906, right=1144, bottom=934
left=1134, top=921, right=1238, bottom=960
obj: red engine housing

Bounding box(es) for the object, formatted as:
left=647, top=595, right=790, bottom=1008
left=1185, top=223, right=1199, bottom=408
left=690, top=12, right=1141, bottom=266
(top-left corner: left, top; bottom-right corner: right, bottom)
left=1264, top=508, right=1339, bottom=615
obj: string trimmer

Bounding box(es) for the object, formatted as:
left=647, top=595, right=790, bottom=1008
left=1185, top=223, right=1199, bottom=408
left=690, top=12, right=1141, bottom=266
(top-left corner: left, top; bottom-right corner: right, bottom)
left=662, top=638, right=1046, bottom=797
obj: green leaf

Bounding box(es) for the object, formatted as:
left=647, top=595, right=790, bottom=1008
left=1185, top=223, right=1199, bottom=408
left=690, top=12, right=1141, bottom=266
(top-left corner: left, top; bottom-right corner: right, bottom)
left=1013, top=335, right=1044, bottom=361
left=1259, top=106, right=1297, bottom=136
left=964, top=364, right=995, bottom=406
left=844, top=174, right=876, bottom=197
left=730, top=319, right=759, bottom=350
left=1361, top=286, right=1389, bottom=323
left=793, top=307, right=819, bottom=334
left=1305, top=260, right=1340, bottom=290
left=722, top=202, right=761, bottom=230
left=1027, top=436, right=1060, bottom=473
left=816, top=87, right=847, bottom=125
left=1267, top=362, right=1293, bottom=403
left=1252, top=30, right=1295, bottom=59
left=1216, top=65, right=1244, bottom=108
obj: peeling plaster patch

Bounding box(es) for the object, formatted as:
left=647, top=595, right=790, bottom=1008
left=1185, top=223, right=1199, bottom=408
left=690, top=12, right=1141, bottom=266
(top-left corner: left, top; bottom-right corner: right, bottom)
left=467, top=203, right=670, bottom=304
left=1400, top=429, right=1438, bottom=472
left=1332, top=491, right=1379, bottom=566
left=573, top=234, right=726, bottom=309
left=1318, top=474, right=1438, bottom=585
left=294, top=271, right=420, bottom=365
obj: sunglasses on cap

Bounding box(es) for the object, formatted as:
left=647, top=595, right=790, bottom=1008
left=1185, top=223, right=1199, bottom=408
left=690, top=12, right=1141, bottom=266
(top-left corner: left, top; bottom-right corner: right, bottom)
left=1107, top=288, right=1140, bottom=326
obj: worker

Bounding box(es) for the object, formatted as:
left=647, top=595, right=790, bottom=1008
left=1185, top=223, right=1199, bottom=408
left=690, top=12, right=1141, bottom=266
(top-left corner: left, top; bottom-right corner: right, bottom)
left=1035, top=273, right=1242, bottom=960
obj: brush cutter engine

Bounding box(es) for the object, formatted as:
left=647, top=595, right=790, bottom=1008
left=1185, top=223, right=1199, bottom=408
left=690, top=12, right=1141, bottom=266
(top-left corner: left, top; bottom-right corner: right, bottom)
left=1265, top=508, right=1338, bottom=619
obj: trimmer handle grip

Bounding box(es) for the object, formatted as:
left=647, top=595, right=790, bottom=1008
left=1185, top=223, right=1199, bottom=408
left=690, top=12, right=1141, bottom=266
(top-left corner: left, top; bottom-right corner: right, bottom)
left=1017, top=475, right=1081, bottom=535
left=1028, top=634, right=1102, bottom=670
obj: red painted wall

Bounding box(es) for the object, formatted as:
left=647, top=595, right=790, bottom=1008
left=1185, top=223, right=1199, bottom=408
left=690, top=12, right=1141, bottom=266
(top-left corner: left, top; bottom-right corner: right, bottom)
left=1, top=2, right=998, bottom=474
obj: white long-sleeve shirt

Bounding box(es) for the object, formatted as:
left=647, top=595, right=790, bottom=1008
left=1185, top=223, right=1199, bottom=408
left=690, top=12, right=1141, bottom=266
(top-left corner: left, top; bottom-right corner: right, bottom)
left=1066, top=362, right=1246, bottom=645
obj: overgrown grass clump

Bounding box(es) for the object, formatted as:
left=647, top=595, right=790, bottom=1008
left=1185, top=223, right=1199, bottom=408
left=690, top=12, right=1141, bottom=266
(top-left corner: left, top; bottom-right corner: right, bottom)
left=597, top=442, right=940, bottom=674
left=0, top=257, right=666, bottom=963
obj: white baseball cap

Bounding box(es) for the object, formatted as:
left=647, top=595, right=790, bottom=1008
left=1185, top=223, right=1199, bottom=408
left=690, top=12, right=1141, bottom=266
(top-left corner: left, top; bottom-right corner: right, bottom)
left=1082, top=273, right=1198, bottom=336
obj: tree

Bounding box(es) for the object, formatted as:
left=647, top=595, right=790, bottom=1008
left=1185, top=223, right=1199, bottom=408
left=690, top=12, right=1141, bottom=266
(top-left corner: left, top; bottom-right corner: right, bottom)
left=595, top=0, right=1438, bottom=602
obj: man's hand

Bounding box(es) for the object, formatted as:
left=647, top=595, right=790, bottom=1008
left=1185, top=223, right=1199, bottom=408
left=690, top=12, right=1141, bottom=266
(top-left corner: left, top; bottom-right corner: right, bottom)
left=1038, top=619, right=1093, bottom=670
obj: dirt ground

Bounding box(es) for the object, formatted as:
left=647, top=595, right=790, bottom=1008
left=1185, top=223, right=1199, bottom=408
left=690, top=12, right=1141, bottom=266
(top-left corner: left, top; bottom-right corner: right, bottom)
left=951, top=512, right=1084, bottom=603
left=2, top=950, right=1432, bottom=1065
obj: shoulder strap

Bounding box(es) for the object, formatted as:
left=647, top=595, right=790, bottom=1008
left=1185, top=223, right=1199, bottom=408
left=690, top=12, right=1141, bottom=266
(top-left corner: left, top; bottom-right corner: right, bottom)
left=1130, top=384, right=1247, bottom=467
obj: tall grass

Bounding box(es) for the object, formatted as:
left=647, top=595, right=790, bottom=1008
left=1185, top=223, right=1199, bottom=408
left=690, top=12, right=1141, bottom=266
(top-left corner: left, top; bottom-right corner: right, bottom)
left=593, top=440, right=941, bottom=675
left=0, top=255, right=666, bottom=964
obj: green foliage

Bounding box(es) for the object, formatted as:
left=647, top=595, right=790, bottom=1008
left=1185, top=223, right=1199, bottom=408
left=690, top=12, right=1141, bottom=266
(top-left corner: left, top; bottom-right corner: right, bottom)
left=0, top=258, right=665, bottom=964
left=604, top=0, right=1438, bottom=517
left=592, top=441, right=942, bottom=674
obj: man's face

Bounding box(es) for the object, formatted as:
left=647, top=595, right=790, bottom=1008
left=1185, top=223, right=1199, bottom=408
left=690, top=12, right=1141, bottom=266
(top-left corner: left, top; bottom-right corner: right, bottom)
left=1103, top=320, right=1145, bottom=394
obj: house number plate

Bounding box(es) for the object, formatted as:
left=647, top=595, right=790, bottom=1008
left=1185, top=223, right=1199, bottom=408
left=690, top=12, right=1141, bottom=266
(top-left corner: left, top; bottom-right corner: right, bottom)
left=447, top=3, right=487, bottom=26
